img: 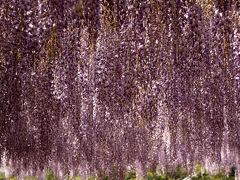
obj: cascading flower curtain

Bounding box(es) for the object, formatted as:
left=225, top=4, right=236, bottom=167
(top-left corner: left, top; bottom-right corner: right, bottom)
left=0, top=0, right=239, bottom=178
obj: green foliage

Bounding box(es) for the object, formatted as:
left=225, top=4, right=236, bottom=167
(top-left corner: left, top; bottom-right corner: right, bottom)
left=46, top=169, right=55, bottom=180
left=73, top=176, right=81, bottom=180
left=164, top=166, right=188, bottom=180
left=96, top=170, right=109, bottom=180
left=196, top=164, right=202, bottom=175
left=125, top=171, right=136, bottom=180
left=0, top=166, right=236, bottom=180
left=8, top=177, right=17, bottom=180
left=173, top=166, right=188, bottom=179
left=66, top=176, right=81, bottom=180
left=191, top=165, right=236, bottom=180
left=228, top=166, right=236, bottom=179
left=24, top=176, right=37, bottom=180
left=143, top=166, right=188, bottom=180
left=88, top=176, right=95, bottom=180
left=66, top=175, right=71, bottom=180
left=0, top=172, right=5, bottom=180
left=97, top=175, right=109, bottom=180
left=144, top=171, right=162, bottom=180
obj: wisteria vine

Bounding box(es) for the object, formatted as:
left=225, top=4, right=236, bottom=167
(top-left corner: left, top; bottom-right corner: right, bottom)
left=0, top=0, right=239, bottom=178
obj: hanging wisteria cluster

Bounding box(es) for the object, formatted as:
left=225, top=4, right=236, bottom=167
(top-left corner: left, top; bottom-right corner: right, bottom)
left=0, top=0, right=240, bottom=178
